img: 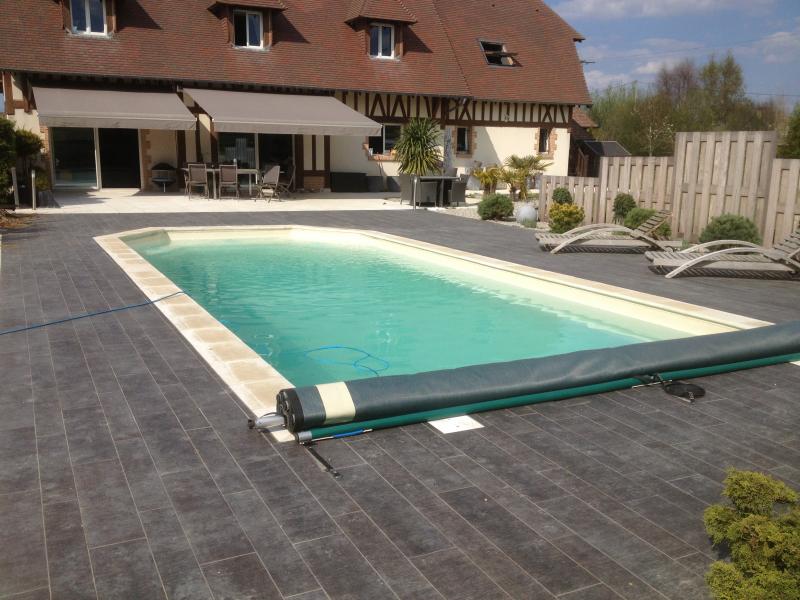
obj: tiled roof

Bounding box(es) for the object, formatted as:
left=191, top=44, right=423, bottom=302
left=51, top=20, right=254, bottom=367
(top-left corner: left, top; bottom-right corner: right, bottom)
left=345, top=0, right=417, bottom=24
left=572, top=107, right=597, bottom=129
left=0, top=0, right=589, bottom=105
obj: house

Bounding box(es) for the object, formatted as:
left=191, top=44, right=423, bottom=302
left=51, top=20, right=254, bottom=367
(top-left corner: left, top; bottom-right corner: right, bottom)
left=568, top=108, right=631, bottom=177
left=0, top=0, right=590, bottom=193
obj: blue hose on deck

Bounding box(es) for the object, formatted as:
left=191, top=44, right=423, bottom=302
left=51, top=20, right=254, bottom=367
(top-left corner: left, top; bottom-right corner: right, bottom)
left=0, top=291, right=184, bottom=336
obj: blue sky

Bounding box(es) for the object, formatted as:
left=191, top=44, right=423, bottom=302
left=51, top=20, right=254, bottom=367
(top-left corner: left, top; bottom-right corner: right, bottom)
left=551, top=0, right=800, bottom=103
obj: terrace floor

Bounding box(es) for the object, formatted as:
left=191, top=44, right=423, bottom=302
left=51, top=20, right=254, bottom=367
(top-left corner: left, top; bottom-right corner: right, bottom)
left=1, top=210, right=799, bottom=600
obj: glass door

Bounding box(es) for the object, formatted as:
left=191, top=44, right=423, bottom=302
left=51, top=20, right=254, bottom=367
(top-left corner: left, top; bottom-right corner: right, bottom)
left=52, top=127, right=98, bottom=188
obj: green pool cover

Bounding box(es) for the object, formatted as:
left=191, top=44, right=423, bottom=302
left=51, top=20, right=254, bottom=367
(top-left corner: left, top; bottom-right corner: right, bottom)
left=275, top=321, right=800, bottom=441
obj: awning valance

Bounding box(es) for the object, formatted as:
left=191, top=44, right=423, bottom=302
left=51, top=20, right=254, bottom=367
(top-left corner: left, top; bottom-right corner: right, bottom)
left=184, top=88, right=382, bottom=136
left=33, top=87, right=197, bottom=130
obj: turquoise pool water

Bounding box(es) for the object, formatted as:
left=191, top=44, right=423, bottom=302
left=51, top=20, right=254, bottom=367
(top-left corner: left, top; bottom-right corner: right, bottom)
left=130, top=234, right=689, bottom=387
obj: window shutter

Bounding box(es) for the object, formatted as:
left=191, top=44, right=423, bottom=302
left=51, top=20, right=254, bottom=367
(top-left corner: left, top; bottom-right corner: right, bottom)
left=106, top=0, right=117, bottom=33
left=60, top=0, right=71, bottom=31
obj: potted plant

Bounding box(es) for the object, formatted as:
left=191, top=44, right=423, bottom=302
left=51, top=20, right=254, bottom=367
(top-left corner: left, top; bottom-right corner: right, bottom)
left=393, top=117, right=442, bottom=207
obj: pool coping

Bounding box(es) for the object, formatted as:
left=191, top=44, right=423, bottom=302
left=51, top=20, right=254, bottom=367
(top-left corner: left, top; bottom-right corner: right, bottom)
left=94, top=225, right=773, bottom=442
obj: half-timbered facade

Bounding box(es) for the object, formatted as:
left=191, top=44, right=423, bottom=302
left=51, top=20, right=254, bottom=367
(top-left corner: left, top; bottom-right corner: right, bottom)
left=0, top=0, right=590, bottom=192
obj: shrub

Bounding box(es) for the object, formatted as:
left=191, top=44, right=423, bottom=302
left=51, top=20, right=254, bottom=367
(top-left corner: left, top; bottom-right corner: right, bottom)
left=549, top=203, right=585, bottom=233
left=624, top=207, right=672, bottom=239
left=551, top=187, right=573, bottom=205
left=0, top=118, right=15, bottom=199
left=700, top=214, right=762, bottom=247
left=704, top=470, right=800, bottom=600
left=477, top=193, right=514, bottom=220
left=613, top=193, right=637, bottom=222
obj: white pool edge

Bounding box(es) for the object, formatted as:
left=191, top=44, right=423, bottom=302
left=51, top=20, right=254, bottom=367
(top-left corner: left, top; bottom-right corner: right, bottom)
left=95, top=225, right=776, bottom=442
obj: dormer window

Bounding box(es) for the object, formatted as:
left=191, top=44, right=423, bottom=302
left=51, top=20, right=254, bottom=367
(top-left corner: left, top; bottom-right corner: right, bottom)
left=70, top=0, right=107, bottom=35
left=480, top=40, right=517, bottom=66
left=234, top=9, right=263, bottom=48
left=369, top=24, right=395, bottom=59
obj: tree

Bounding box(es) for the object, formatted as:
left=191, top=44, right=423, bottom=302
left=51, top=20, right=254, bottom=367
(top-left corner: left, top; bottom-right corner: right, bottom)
left=589, top=55, right=786, bottom=156
left=0, top=117, right=16, bottom=203
left=502, top=154, right=552, bottom=200
left=393, top=118, right=442, bottom=176
left=778, top=104, right=800, bottom=159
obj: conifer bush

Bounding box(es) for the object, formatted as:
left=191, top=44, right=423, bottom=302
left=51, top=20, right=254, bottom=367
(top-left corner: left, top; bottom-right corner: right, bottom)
left=704, top=469, right=799, bottom=600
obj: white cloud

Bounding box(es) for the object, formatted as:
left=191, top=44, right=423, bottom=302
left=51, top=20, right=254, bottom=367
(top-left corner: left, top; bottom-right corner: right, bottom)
left=752, top=28, right=800, bottom=64
left=633, top=57, right=683, bottom=75
left=555, top=0, right=773, bottom=20
left=584, top=69, right=633, bottom=90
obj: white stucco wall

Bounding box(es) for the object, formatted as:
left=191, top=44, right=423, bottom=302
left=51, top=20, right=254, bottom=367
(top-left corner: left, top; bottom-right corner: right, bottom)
left=330, top=125, right=570, bottom=181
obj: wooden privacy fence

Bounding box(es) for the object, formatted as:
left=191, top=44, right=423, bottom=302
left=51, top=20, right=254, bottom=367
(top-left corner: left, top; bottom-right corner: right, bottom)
left=541, top=131, right=800, bottom=245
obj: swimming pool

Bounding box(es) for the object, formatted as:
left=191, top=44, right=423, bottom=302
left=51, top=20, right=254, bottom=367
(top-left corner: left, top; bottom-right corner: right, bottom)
left=99, top=226, right=766, bottom=437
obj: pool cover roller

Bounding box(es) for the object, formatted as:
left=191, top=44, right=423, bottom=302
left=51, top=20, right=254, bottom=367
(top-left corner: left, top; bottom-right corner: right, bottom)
left=275, top=321, right=800, bottom=441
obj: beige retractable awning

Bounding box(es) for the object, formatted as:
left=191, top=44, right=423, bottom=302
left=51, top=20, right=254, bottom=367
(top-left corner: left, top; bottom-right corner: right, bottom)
left=185, top=88, right=381, bottom=136
left=33, top=87, right=197, bottom=130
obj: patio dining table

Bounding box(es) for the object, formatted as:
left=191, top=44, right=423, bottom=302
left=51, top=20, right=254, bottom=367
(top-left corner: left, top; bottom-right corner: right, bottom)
left=181, top=166, right=261, bottom=199
left=418, top=174, right=460, bottom=207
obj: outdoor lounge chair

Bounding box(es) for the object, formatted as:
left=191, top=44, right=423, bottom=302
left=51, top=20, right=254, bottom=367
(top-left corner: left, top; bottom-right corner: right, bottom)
left=218, top=163, right=239, bottom=199
left=258, top=164, right=281, bottom=201
left=645, top=228, right=800, bottom=279
left=537, top=209, right=681, bottom=254
left=185, top=163, right=208, bottom=199
left=448, top=177, right=468, bottom=207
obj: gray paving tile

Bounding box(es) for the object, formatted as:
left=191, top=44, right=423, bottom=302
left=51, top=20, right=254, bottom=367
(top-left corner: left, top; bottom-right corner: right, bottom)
left=242, top=457, right=338, bottom=543
left=412, top=548, right=508, bottom=600
left=337, top=463, right=451, bottom=558
left=226, top=489, right=320, bottom=598
left=135, top=411, right=203, bottom=475
left=0, top=489, right=48, bottom=597
left=140, top=507, right=213, bottom=600
left=116, top=436, right=172, bottom=511
left=73, top=458, right=143, bottom=548
left=202, top=553, right=282, bottom=600
left=550, top=535, right=666, bottom=600
left=161, top=466, right=253, bottom=564
left=0, top=426, right=39, bottom=495
left=187, top=427, right=250, bottom=494
left=276, top=442, right=359, bottom=517
left=91, top=538, right=165, bottom=600
left=37, top=432, right=77, bottom=504
left=296, top=534, right=393, bottom=599
left=440, top=486, right=597, bottom=596
left=62, top=405, right=117, bottom=466
left=559, top=584, right=623, bottom=600
left=336, top=511, right=444, bottom=600
left=43, top=500, right=96, bottom=599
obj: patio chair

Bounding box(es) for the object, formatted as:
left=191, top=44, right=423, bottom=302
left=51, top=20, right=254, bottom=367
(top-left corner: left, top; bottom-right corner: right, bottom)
left=185, top=163, right=209, bottom=199
left=448, top=178, right=467, bottom=207
left=275, top=163, right=295, bottom=199
left=399, top=174, right=413, bottom=205
left=218, top=163, right=239, bottom=199
left=418, top=181, right=439, bottom=206
left=645, top=228, right=800, bottom=279
left=258, top=164, right=281, bottom=202
left=537, top=209, right=681, bottom=254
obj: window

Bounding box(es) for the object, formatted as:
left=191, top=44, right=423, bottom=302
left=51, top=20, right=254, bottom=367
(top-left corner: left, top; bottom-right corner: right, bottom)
left=70, top=0, right=106, bottom=35
left=480, top=40, right=516, bottom=66
left=369, top=24, right=394, bottom=59
left=538, top=128, right=550, bottom=153
left=456, top=127, right=471, bottom=154
left=219, top=132, right=256, bottom=169
left=368, top=124, right=401, bottom=155
left=234, top=10, right=263, bottom=48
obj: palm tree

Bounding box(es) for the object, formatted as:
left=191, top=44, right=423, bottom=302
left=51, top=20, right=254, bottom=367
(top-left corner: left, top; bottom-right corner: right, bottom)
left=502, top=154, right=552, bottom=200
left=473, top=165, right=502, bottom=197
left=394, top=118, right=442, bottom=176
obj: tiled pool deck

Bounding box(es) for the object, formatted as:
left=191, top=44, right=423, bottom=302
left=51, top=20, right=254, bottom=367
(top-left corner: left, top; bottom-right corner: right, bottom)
left=1, top=210, right=799, bottom=600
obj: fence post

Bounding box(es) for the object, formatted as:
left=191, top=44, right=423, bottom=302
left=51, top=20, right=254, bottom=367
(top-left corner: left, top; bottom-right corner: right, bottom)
left=31, top=168, right=36, bottom=210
